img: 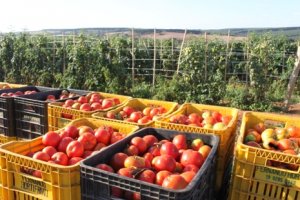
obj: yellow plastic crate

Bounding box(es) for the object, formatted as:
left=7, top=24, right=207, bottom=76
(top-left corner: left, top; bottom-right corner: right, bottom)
left=0, top=118, right=139, bottom=200
left=0, top=82, right=27, bottom=89
left=92, top=98, right=178, bottom=128
left=47, top=92, right=131, bottom=131
left=230, top=111, right=300, bottom=200
left=0, top=134, right=17, bottom=145
left=155, top=103, right=239, bottom=190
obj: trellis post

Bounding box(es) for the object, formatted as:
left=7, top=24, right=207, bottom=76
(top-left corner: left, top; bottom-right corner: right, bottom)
left=284, top=45, right=300, bottom=110
left=153, top=29, right=156, bottom=86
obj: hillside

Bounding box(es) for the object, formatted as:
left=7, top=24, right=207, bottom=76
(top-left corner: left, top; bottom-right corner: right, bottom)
left=35, top=27, right=300, bottom=39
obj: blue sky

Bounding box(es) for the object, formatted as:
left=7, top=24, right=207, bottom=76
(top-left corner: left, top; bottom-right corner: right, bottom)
left=0, top=0, right=299, bottom=32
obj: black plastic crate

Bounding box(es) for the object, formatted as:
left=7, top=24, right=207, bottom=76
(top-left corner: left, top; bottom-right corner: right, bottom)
left=0, top=86, right=55, bottom=137
left=14, top=88, right=89, bottom=139
left=0, top=96, right=15, bottom=137
left=80, top=128, right=219, bottom=200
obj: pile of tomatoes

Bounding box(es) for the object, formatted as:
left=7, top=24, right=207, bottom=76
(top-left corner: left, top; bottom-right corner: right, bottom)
left=94, top=133, right=212, bottom=199
left=244, top=123, right=300, bottom=170
left=60, top=93, right=122, bottom=119
left=106, top=105, right=168, bottom=124
left=168, top=110, right=232, bottom=130
left=22, top=124, right=126, bottom=177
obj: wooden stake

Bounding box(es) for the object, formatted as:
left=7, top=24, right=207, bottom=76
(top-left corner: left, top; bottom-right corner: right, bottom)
left=53, top=35, right=56, bottom=73
left=131, top=28, right=135, bottom=86
left=177, top=29, right=187, bottom=74
left=284, top=45, right=300, bottom=110
left=204, top=32, right=208, bottom=81
left=225, top=30, right=230, bottom=81
left=62, top=33, right=66, bottom=73
left=153, top=29, right=156, bottom=86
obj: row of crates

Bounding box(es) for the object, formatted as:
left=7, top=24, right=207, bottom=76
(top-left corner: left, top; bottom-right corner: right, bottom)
left=0, top=82, right=299, bottom=200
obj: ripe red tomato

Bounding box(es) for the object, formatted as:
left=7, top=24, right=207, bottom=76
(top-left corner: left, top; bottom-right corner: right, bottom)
left=188, top=113, right=202, bottom=124
left=287, top=126, right=300, bottom=138
left=42, top=131, right=61, bottom=147
left=119, top=111, right=128, bottom=119
left=68, top=157, right=83, bottom=165
left=33, top=151, right=50, bottom=162
left=162, top=174, right=188, bottom=190
left=212, top=111, right=223, bottom=122
left=172, top=134, right=187, bottom=150
left=137, top=169, right=156, bottom=183
left=130, top=137, right=147, bottom=154
left=59, top=130, right=69, bottom=138
left=78, top=96, right=88, bottom=104
left=203, top=116, right=216, bottom=125
left=110, top=153, right=128, bottom=171
left=96, top=164, right=114, bottom=173
left=66, top=141, right=84, bottom=158
left=157, top=106, right=167, bottom=114
left=51, top=152, right=69, bottom=166
left=57, top=137, right=74, bottom=153
left=106, top=111, right=115, bottom=119
left=160, top=142, right=179, bottom=159
left=142, top=107, right=152, bottom=116
left=78, top=132, right=97, bottom=151
left=180, top=149, right=204, bottom=168
left=277, top=139, right=295, bottom=151
left=46, top=95, right=56, bottom=101
left=117, top=168, right=134, bottom=178
left=198, top=145, right=211, bottom=159
left=78, top=126, right=94, bottom=136
left=80, top=103, right=92, bottom=111
left=150, top=108, right=160, bottom=118
left=181, top=171, right=196, bottom=183
left=155, top=170, right=172, bottom=185
left=124, top=145, right=139, bottom=156
left=137, top=116, right=151, bottom=124
left=123, top=106, right=135, bottom=116
left=89, top=94, right=101, bottom=103
left=124, top=156, right=146, bottom=168
left=63, top=125, right=79, bottom=139
left=143, top=152, right=154, bottom=164
left=112, top=98, right=121, bottom=105
left=95, top=127, right=112, bottom=145
left=152, top=155, right=176, bottom=172
left=110, top=132, right=125, bottom=144
left=42, top=146, right=57, bottom=158
left=183, top=164, right=200, bottom=173
left=64, top=99, right=75, bottom=107
left=143, top=135, right=158, bottom=147
left=130, top=112, right=143, bottom=122
left=91, top=102, right=102, bottom=111
left=102, top=99, right=114, bottom=109
left=253, top=122, right=265, bottom=134
left=148, top=145, right=161, bottom=157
